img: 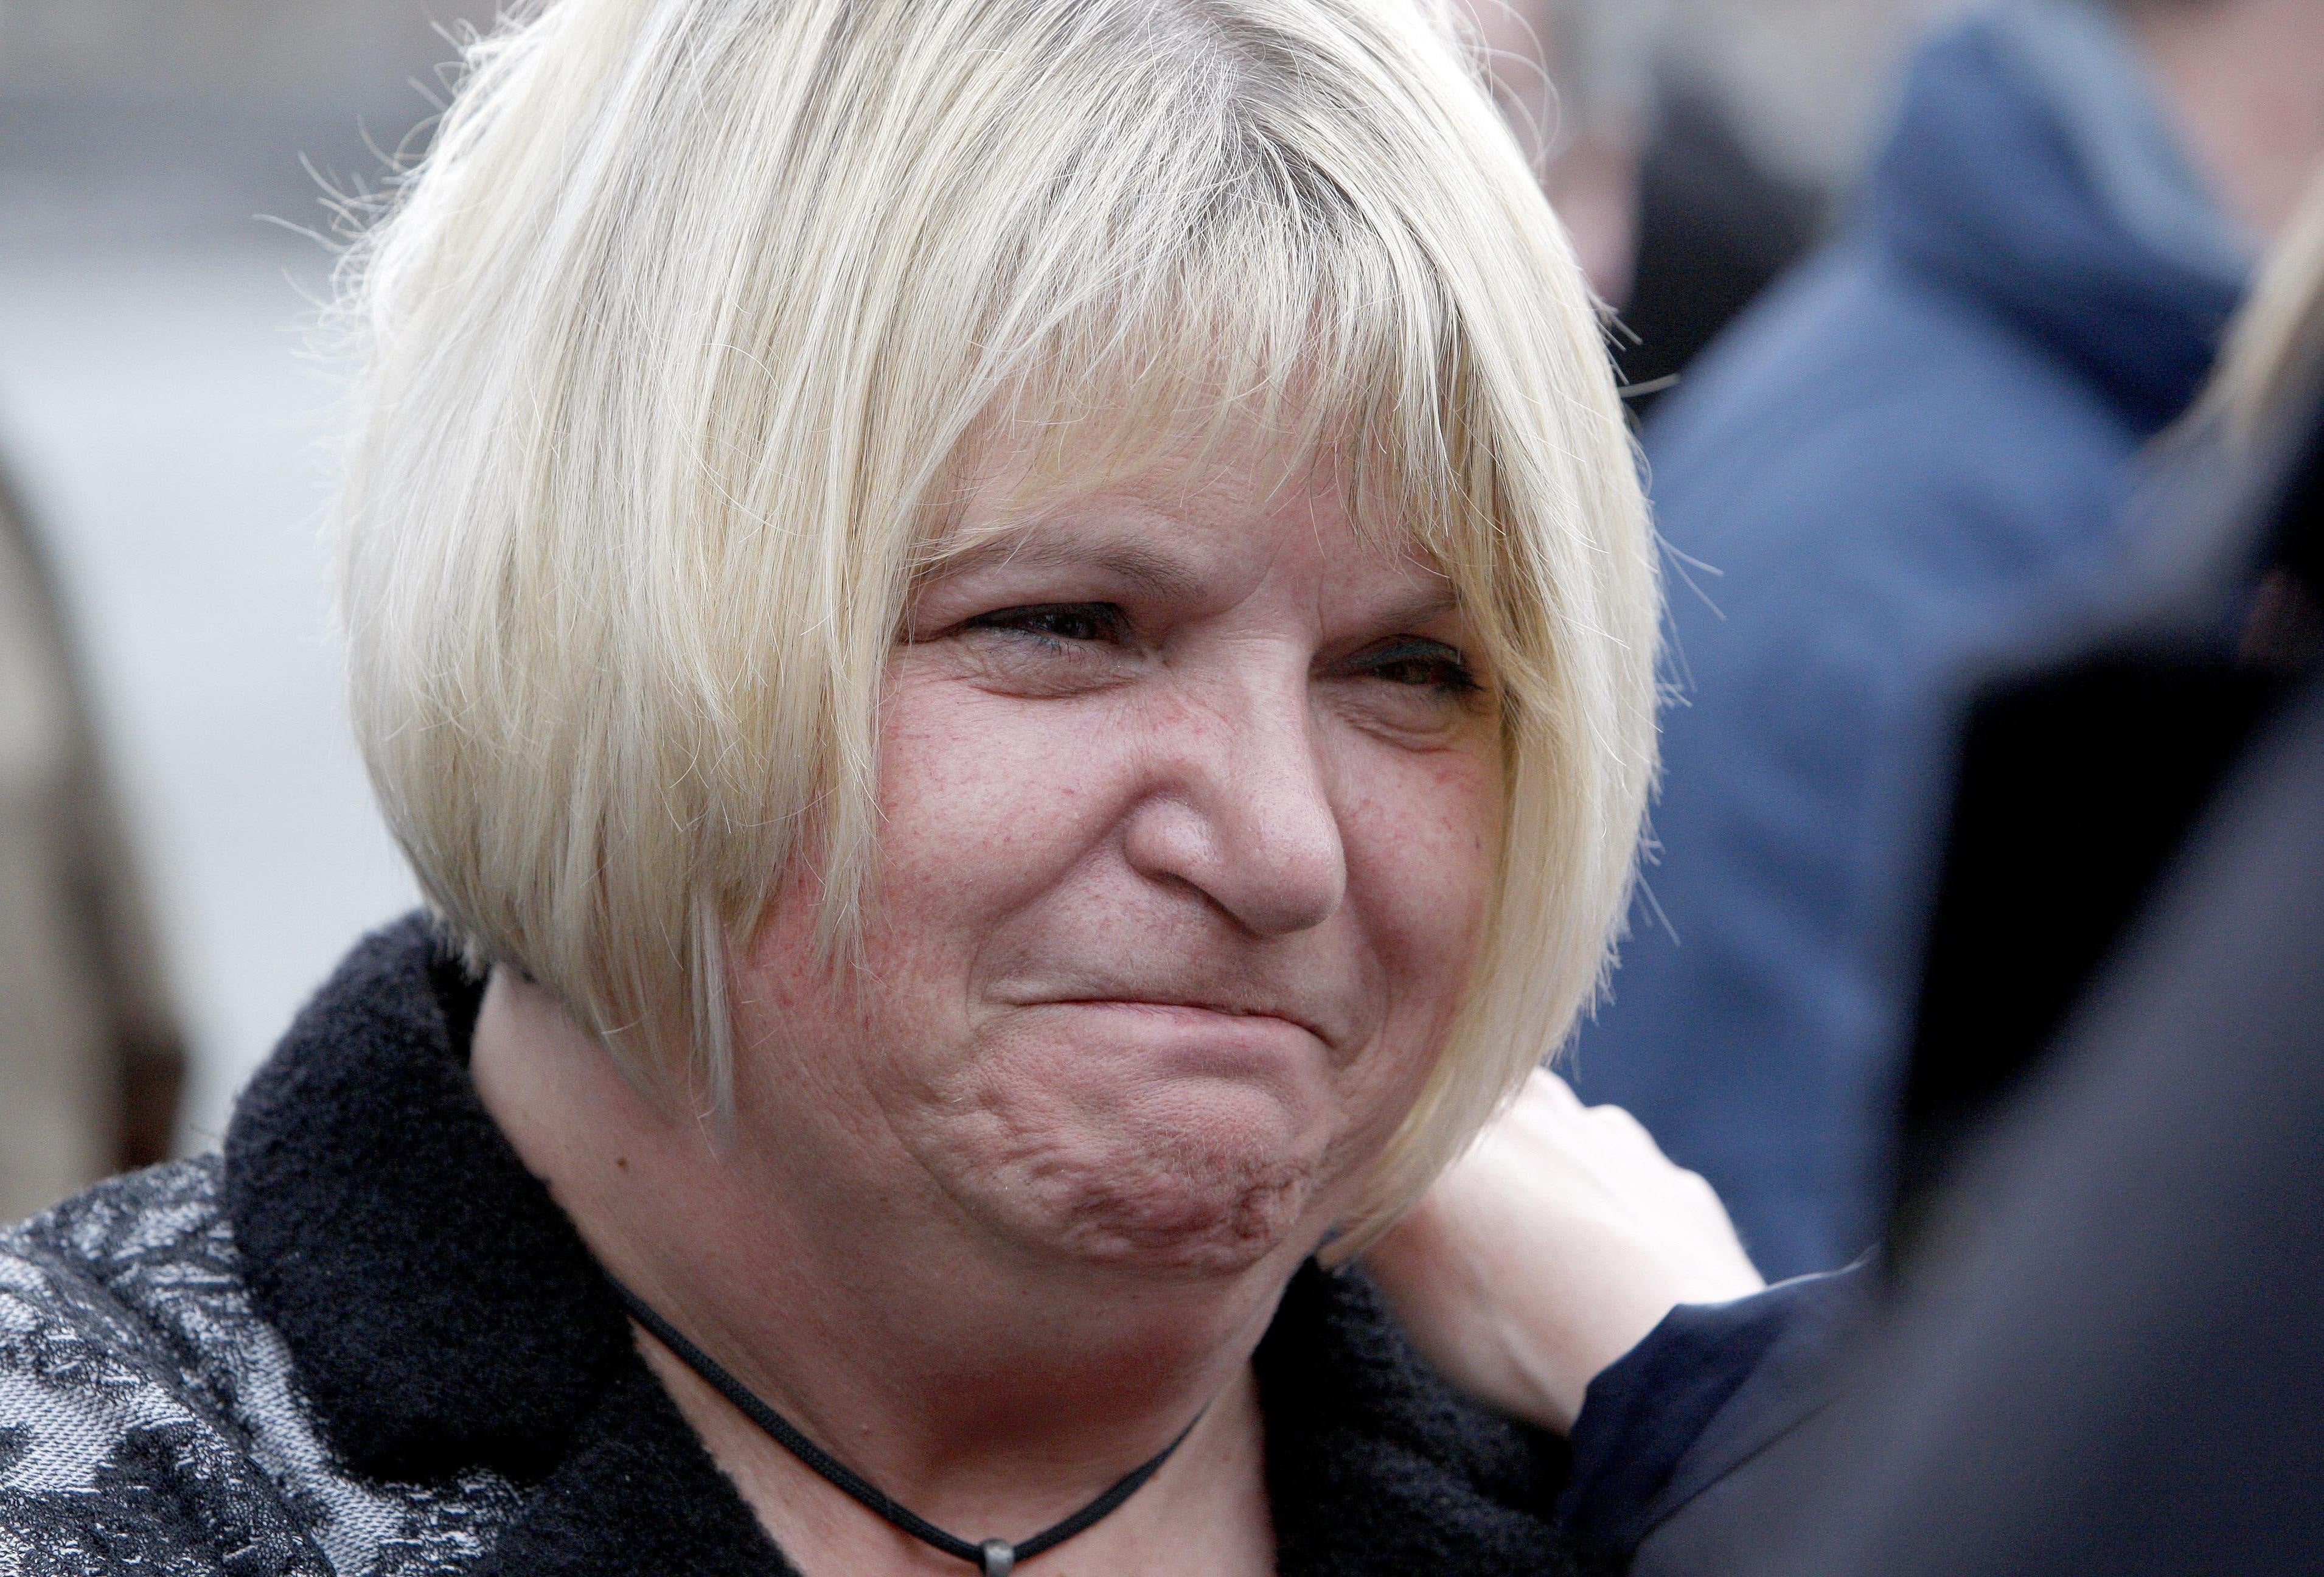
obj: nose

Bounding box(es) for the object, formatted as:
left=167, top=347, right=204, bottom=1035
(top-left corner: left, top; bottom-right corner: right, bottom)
left=1121, top=672, right=1348, bottom=938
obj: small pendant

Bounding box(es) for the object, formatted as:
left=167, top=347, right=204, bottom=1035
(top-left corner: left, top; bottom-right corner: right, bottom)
left=979, top=1539, right=1016, bottom=1576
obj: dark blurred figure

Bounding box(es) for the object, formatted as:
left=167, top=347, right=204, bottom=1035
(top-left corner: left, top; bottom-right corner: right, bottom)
left=1621, top=79, right=1823, bottom=412
left=1574, top=0, right=2324, bottom=1278
left=0, top=462, right=185, bottom=1217
left=1447, top=0, right=1821, bottom=403
left=1634, top=167, right=2324, bottom=1577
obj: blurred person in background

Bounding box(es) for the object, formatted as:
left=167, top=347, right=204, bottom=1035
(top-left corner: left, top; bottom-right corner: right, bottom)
left=1621, top=69, right=1825, bottom=412
left=1447, top=0, right=1823, bottom=409
left=1574, top=0, right=2324, bottom=1278
left=1702, top=156, right=2324, bottom=1577
left=1385, top=162, right=2324, bottom=1575
left=0, top=458, right=184, bottom=1219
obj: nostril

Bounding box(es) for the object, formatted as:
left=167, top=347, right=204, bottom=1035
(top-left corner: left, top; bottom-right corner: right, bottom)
left=1243, top=812, right=1347, bottom=936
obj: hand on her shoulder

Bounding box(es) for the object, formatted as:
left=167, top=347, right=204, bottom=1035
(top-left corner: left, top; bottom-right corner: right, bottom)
left=1366, top=1068, right=1765, bottom=1433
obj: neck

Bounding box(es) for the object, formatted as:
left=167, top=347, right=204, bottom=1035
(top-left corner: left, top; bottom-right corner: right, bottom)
left=470, top=969, right=1284, bottom=1572
left=2132, top=0, right=2324, bottom=243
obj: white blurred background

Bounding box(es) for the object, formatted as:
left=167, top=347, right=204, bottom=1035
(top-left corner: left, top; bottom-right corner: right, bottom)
left=0, top=0, right=495, bottom=1145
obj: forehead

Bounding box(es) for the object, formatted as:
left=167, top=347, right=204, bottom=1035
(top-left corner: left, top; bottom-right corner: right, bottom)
left=930, top=439, right=1460, bottom=612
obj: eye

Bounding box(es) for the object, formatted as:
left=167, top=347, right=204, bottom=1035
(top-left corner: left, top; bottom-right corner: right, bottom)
left=961, top=602, right=1129, bottom=647
left=1354, top=636, right=1481, bottom=696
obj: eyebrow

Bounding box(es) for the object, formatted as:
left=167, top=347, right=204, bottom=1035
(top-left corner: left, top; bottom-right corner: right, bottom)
left=926, top=530, right=1208, bottom=601
left=1377, top=588, right=1463, bottom=630
left=925, top=523, right=1467, bottom=632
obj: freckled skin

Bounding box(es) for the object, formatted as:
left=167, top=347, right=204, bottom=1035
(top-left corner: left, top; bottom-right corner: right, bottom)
left=734, top=452, right=1505, bottom=1280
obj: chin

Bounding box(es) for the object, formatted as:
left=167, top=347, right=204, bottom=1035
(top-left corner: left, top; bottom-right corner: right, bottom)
left=938, top=1088, right=1335, bottom=1278
left=1045, top=1129, right=1324, bottom=1276
left=899, top=1018, right=1359, bottom=1276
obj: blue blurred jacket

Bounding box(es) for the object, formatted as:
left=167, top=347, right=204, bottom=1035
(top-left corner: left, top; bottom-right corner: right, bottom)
left=1574, top=4, right=2247, bottom=1278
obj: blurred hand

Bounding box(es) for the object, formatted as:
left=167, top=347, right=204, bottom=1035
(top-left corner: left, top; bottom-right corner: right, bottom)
left=1366, top=1068, right=1764, bottom=1432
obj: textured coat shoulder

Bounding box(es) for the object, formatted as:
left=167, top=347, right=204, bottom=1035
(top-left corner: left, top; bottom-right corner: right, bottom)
left=0, top=1158, right=520, bottom=1576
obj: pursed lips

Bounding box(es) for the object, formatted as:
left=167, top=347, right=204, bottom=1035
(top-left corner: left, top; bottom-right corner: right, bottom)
left=998, top=990, right=1342, bottom=1053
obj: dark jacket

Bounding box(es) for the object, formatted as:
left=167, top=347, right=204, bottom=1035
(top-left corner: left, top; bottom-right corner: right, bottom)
left=1571, top=5, right=2248, bottom=1277
left=0, top=917, right=1841, bottom=1575
left=1642, top=319, right=2324, bottom=1577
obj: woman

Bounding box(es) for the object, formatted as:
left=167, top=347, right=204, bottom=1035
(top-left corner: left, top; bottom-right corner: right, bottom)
left=0, top=2, right=1768, bottom=1572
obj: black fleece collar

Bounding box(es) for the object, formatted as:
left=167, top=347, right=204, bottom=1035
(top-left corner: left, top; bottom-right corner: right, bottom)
left=223, top=916, right=1577, bottom=1576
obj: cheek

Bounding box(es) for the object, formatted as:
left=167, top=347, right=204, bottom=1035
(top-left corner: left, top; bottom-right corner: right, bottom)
left=858, top=667, right=1130, bottom=961
left=1339, top=737, right=1503, bottom=1039
left=732, top=670, right=1134, bottom=1105
left=1290, top=731, right=1502, bottom=1210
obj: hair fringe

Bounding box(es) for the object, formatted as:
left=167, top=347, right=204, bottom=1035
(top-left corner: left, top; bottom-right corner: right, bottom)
left=335, top=0, right=1657, bottom=1241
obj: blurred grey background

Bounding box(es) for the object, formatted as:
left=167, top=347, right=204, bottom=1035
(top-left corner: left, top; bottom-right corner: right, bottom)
left=0, top=0, right=1950, bottom=1158
left=0, top=0, right=496, bottom=1151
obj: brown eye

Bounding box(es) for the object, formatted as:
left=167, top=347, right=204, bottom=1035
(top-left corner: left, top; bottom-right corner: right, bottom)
left=1359, top=638, right=1480, bottom=695
left=965, top=603, right=1127, bottom=646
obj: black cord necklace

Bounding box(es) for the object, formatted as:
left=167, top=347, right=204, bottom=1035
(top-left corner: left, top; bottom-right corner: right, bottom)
left=611, top=1279, right=1200, bottom=1576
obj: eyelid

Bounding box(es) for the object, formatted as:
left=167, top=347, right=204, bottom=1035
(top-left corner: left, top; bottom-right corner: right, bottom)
left=1362, top=635, right=1463, bottom=660
left=1345, top=634, right=1473, bottom=672
left=950, top=608, right=1478, bottom=684
left=962, top=601, right=1131, bottom=643
left=1340, top=635, right=1487, bottom=703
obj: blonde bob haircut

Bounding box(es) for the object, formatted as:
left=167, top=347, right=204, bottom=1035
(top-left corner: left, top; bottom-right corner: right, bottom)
left=337, top=0, right=1658, bottom=1247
